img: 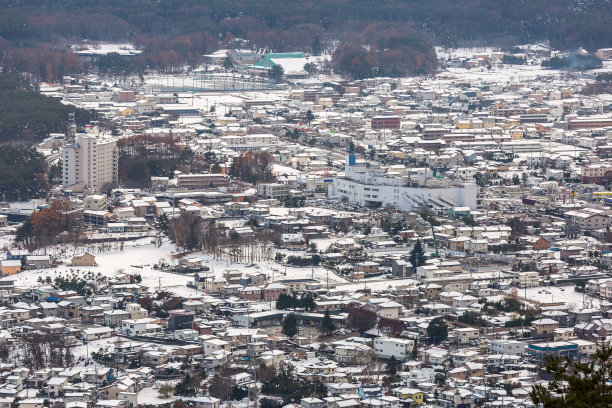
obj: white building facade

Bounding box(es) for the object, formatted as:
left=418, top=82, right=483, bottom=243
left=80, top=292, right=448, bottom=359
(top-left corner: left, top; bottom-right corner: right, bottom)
left=489, top=339, right=526, bottom=355
left=331, top=156, right=480, bottom=211
left=62, top=124, right=118, bottom=192
left=373, top=337, right=415, bottom=360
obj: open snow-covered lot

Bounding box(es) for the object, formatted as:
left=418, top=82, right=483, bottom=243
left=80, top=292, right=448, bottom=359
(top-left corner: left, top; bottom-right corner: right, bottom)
left=12, top=238, right=204, bottom=297
left=505, top=285, right=601, bottom=309
left=9, top=235, right=352, bottom=296
left=10, top=231, right=602, bottom=310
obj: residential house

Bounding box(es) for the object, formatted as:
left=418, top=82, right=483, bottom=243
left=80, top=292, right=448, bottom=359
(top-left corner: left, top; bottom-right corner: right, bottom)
left=71, top=253, right=96, bottom=267
left=452, top=327, right=479, bottom=345
left=373, top=338, right=415, bottom=360
left=531, top=318, right=559, bottom=340
left=0, top=261, right=21, bottom=276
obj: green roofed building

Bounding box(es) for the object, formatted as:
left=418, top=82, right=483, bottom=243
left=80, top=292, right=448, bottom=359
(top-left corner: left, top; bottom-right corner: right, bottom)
left=250, top=52, right=305, bottom=69
left=247, top=52, right=317, bottom=78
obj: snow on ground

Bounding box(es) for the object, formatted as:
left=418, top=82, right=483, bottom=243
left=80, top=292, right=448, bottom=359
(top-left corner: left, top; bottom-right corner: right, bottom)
left=138, top=385, right=179, bottom=405
left=273, top=164, right=301, bottom=176
left=440, top=65, right=565, bottom=83
left=223, top=256, right=348, bottom=287
left=71, top=336, right=123, bottom=359
left=144, top=73, right=276, bottom=92
left=435, top=46, right=499, bottom=59
left=11, top=234, right=352, bottom=296
left=182, top=89, right=289, bottom=118
left=10, top=231, right=602, bottom=308
left=436, top=59, right=610, bottom=84
left=308, top=238, right=337, bottom=252
left=8, top=232, right=606, bottom=312
left=72, top=42, right=142, bottom=56
left=335, top=278, right=419, bottom=292
left=12, top=238, right=202, bottom=297
left=504, top=285, right=600, bottom=309
left=430, top=46, right=606, bottom=83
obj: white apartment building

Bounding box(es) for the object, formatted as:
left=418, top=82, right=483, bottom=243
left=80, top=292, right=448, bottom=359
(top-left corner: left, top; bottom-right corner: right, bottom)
left=597, top=48, right=612, bottom=60
left=513, top=271, right=539, bottom=287
left=220, top=133, right=278, bottom=151
left=331, top=156, right=480, bottom=211
left=202, top=338, right=231, bottom=356
left=257, top=183, right=291, bottom=200
left=489, top=339, right=526, bottom=355
left=373, top=337, right=415, bottom=360
left=581, top=163, right=612, bottom=177
left=62, top=124, right=118, bottom=192
left=416, top=265, right=454, bottom=279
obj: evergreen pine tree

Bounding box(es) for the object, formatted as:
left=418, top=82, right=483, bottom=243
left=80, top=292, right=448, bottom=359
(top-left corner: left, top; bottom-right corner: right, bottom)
left=409, top=239, right=425, bottom=267
left=282, top=313, right=298, bottom=338
left=312, top=36, right=322, bottom=56
left=321, top=309, right=335, bottom=335
left=531, top=342, right=612, bottom=407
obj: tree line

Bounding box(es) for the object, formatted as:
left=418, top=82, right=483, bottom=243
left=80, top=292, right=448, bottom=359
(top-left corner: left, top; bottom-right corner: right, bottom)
left=117, top=134, right=225, bottom=189
left=166, top=214, right=279, bottom=263
left=117, top=134, right=193, bottom=188
left=18, top=333, right=75, bottom=370
left=0, top=73, right=96, bottom=143
left=0, top=0, right=609, bottom=51
left=542, top=54, right=603, bottom=71
left=0, top=144, right=49, bottom=202
left=16, top=200, right=84, bottom=249
left=229, top=151, right=275, bottom=184
left=332, top=25, right=439, bottom=79
left=581, top=73, right=612, bottom=96
left=2, top=0, right=610, bottom=81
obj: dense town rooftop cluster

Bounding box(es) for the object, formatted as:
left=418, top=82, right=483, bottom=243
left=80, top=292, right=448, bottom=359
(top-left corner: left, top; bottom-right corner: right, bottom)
left=0, top=44, right=611, bottom=408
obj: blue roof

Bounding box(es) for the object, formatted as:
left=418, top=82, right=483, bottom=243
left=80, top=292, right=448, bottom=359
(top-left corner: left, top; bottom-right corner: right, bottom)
left=267, top=52, right=303, bottom=58
left=528, top=343, right=577, bottom=351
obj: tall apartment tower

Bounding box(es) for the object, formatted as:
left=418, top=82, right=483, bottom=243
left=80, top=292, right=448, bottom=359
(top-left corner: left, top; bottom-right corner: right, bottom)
left=67, top=112, right=76, bottom=143
left=62, top=122, right=118, bottom=192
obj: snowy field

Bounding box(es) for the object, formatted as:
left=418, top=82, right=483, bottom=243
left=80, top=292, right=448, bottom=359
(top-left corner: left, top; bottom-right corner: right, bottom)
left=12, top=238, right=203, bottom=297
left=432, top=46, right=612, bottom=84
left=7, top=231, right=606, bottom=311
left=72, top=336, right=123, bottom=359
left=440, top=65, right=566, bottom=83
left=176, top=89, right=290, bottom=118
left=505, top=285, right=601, bottom=309
left=334, top=278, right=419, bottom=293
left=138, top=386, right=180, bottom=405
left=9, top=234, right=352, bottom=296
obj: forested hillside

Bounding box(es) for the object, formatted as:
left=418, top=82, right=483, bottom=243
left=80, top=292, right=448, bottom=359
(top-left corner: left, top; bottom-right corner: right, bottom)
left=0, top=0, right=610, bottom=80
left=0, top=73, right=96, bottom=143
left=1, top=0, right=609, bottom=50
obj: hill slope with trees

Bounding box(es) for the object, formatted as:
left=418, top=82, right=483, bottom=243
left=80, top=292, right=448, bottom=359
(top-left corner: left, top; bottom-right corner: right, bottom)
left=0, top=73, right=96, bottom=143
left=0, top=0, right=610, bottom=80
